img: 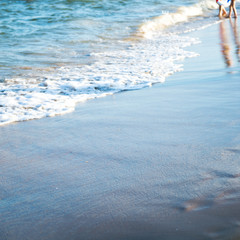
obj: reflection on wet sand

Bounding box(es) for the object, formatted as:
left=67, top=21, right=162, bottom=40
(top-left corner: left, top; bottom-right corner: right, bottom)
left=219, top=20, right=232, bottom=67
left=219, top=19, right=240, bottom=67
left=230, top=18, right=240, bottom=62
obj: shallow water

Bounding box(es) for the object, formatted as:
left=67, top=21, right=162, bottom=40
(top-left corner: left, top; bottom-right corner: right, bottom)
left=0, top=0, right=230, bottom=125
left=0, top=0, right=195, bottom=73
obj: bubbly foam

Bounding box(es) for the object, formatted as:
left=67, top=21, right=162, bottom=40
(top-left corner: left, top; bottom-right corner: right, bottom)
left=138, top=0, right=219, bottom=38
left=0, top=35, right=199, bottom=125
left=2, top=0, right=231, bottom=126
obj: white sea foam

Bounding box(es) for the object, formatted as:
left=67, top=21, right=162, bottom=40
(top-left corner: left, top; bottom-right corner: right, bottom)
left=2, top=0, right=230, bottom=126
left=0, top=34, right=199, bottom=125
left=138, top=0, right=219, bottom=38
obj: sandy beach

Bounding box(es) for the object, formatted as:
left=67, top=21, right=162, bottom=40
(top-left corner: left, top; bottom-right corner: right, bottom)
left=1, top=19, right=240, bottom=240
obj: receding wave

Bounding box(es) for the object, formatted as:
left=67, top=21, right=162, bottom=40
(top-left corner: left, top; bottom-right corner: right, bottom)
left=1, top=0, right=224, bottom=126
left=137, top=0, right=219, bottom=38
left=0, top=34, right=199, bottom=126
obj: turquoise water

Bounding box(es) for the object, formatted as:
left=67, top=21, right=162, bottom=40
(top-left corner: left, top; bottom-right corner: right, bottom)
left=0, top=0, right=195, bottom=73
left=0, top=0, right=220, bottom=124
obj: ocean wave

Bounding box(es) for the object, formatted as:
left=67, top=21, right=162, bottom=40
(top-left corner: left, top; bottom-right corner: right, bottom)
left=0, top=35, right=199, bottom=125
left=2, top=0, right=228, bottom=126
left=137, top=0, right=220, bottom=38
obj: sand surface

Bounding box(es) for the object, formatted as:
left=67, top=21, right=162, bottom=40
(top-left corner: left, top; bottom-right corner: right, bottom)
left=1, top=20, right=240, bottom=240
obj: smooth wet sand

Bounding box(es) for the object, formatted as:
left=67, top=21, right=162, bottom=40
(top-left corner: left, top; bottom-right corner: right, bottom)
left=1, top=20, right=240, bottom=240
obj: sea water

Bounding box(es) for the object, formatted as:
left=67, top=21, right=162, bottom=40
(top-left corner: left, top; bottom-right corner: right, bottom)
left=0, top=0, right=223, bottom=125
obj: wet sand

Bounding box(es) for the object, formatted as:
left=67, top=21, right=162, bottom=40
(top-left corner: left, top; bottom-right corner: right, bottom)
left=1, top=20, right=240, bottom=240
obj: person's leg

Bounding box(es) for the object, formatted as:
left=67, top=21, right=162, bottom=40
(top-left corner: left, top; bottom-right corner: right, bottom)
left=222, top=6, right=228, bottom=16
left=232, top=0, right=238, bottom=18
left=219, top=5, right=223, bottom=17
left=219, top=5, right=228, bottom=18
left=229, top=0, right=238, bottom=18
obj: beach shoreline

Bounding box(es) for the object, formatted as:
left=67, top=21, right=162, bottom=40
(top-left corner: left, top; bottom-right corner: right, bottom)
left=1, top=20, right=240, bottom=240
